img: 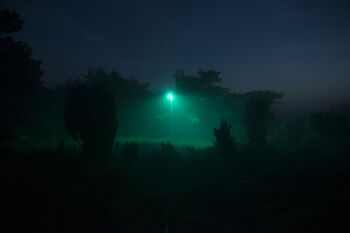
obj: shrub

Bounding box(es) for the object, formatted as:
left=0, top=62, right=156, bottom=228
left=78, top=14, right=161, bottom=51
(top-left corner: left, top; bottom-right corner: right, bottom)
left=285, top=117, right=306, bottom=148
left=64, top=83, right=118, bottom=160
left=213, top=118, right=235, bottom=156
left=309, top=111, right=349, bottom=144
left=122, top=142, right=139, bottom=167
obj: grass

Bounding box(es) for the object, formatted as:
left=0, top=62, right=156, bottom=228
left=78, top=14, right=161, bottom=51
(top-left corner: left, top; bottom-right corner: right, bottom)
left=1, top=142, right=350, bottom=232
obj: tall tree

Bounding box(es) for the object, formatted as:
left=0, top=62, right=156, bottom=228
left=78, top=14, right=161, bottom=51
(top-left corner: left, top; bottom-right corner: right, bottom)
left=0, top=10, right=44, bottom=141
left=243, top=90, right=284, bottom=146
left=0, top=10, right=43, bottom=107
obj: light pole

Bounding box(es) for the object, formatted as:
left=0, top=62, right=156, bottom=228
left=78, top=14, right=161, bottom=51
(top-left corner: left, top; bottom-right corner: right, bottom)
left=167, top=93, right=174, bottom=138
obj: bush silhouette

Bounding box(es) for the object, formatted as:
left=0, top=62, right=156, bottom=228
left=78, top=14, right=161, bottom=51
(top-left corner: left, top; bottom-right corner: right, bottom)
left=160, top=142, right=177, bottom=156
left=64, top=83, right=118, bottom=160
left=213, top=118, right=235, bottom=155
left=285, top=117, right=306, bottom=148
left=243, top=90, right=283, bottom=146
left=309, top=110, right=349, bottom=144
left=122, top=142, right=139, bottom=168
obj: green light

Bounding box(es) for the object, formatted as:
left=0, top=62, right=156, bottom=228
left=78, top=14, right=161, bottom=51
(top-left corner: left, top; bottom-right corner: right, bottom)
left=167, top=93, right=173, bottom=101
left=166, top=92, right=174, bottom=139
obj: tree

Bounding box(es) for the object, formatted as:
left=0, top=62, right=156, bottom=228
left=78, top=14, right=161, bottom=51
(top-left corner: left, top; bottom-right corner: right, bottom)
left=64, top=83, right=118, bottom=160
left=285, top=117, right=306, bottom=148
left=213, top=118, right=235, bottom=155
left=82, top=67, right=153, bottom=136
left=0, top=10, right=43, bottom=107
left=309, top=110, right=349, bottom=144
left=84, top=67, right=149, bottom=102
left=243, top=90, right=284, bottom=146
left=0, top=37, right=43, bottom=106
left=0, top=10, right=44, bottom=141
left=197, top=69, right=222, bottom=89
left=0, top=10, right=23, bottom=35
left=173, top=69, right=231, bottom=135
left=174, top=69, right=228, bottom=95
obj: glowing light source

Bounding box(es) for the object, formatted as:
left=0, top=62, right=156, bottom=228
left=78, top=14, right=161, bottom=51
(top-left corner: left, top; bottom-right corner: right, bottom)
left=166, top=92, right=174, bottom=139
left=167, top=93, right=173, bottom=101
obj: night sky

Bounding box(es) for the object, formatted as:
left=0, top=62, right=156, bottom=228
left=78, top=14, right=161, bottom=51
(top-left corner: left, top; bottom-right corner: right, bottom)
left=3, top=0, right=350, bottom=109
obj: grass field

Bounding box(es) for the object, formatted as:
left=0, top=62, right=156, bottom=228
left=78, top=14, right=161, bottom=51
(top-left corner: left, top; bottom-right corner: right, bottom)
left=0, top=136, right=214, bottom=152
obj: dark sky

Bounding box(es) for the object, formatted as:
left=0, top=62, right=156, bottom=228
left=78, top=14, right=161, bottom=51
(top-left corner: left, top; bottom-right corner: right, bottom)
left=3, top=0, right=350, bottom=109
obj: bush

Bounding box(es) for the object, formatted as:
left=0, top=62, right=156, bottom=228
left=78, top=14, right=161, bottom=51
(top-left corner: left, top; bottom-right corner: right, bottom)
left=213, top=118, right=235, bottom=156
left=64, top=83, right=118, bottom=161
left=121, top=142, right=139, bottom=167
left=285, top=117, right=306, bottom=148
left=309, top=111, right=349, bottom=144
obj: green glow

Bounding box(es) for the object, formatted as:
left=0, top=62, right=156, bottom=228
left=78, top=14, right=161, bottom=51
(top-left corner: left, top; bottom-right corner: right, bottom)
left=187, top=113, right=200, bottom=124
left=155, top=113, right=169, bottom=120
left=167, top=93, right=173, bottom=101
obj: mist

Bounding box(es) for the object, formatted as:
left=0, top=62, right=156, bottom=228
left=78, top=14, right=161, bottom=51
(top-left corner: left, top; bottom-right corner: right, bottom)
left=1, top=5, right=350, bottom=233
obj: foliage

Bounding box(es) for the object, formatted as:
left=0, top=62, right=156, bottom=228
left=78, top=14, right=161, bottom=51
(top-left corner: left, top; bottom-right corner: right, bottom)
left=64, top=83, right=118, bottom=159
left=2, top=9, right=350, bottom=233
left=309, top=110, right=349, bottom=144
left=0, top=37, right=44, bottom=105
left=213, top=118, right=236, bottom=155
left=122, top=142, right=139, bottom=167
left=0, top=10, right=43, bottom=108
left=83, top=67, right=152, bottom=136
left=0, top=10, right=44, bottom=142
left=84, top=67, right=149, bottom=103
left=174, top=69, right=228, bottom=96
left=160, top=142, right=177, bottom=156
left=0, top=10, right=23, bottom=35
left=173, top=69, right=232, bottom=134
left=285, top=117, right=307, bottom=148
left=243, top=90, right=284, bottom=146
left=3, top=140, right=350, bottom=233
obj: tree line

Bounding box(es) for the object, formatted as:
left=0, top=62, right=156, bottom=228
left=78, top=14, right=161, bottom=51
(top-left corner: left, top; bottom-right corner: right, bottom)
left=1, top=10, right=349, bottom=160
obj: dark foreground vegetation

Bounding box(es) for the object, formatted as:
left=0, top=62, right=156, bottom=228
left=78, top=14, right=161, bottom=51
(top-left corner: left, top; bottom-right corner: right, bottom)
left=2, top=143, right=350, bottom=233
left=1, top=9, right=350, bottom=233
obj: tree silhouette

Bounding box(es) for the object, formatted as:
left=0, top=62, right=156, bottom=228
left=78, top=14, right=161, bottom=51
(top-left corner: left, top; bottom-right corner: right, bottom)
left=285, top=117, right=306, bottom=148
left=0, top=10, right=23, bottom=35
left=84, top=67, right=149, bottom=102
left=309, top=110, right=349, bottom=144
left=64, top=83, right=118, bottom=160
left=174, top=69, right=231, bottom=132
left=82, top=67, right=151, bottom=136
left=213, top=118, right=235, bottom=155
left=0, top=10, right=43, bottom=106
left=0, top=37, right=43, bottom=105
left=0, top=10, right=43, bottom=141
left=174, top=69, right=229, bottom=95
left=243, top=90, right=284, bottom=146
